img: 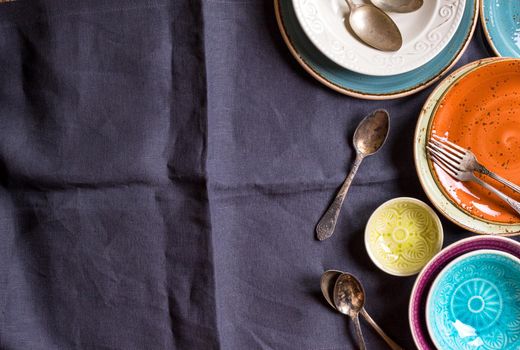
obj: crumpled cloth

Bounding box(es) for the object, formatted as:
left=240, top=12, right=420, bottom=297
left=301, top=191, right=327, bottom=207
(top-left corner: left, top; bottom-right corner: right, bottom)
left=0, top=0, right=510, bottom=349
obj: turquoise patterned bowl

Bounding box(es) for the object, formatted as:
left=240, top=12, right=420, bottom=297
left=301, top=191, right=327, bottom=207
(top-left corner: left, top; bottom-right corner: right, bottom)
left=426, top=250, right=520, bottom=350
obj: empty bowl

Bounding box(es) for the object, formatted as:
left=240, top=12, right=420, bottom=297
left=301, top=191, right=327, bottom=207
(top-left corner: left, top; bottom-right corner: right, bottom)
left=426, top=249, right=520, bottom=349
left=365, top=197, right=443, bottom=276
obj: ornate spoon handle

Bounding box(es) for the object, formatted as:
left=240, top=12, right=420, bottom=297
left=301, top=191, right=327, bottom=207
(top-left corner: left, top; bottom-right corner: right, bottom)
left=316, top=154, right=363, bottom=240
left=472, top=175, right=520, bottom=215
left=478, top=165, right=520, bottom=195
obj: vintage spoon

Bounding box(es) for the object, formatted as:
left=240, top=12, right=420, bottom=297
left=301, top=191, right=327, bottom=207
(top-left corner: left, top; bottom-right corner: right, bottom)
left=344, top=0, right=402, bottom=51
left=371, top=0, right=423, bottom=13
left=316, top=109, right=390, bottom=241
left=333, top=273, right=367, bottom=350
left=321, top=270, right=404, bottom=350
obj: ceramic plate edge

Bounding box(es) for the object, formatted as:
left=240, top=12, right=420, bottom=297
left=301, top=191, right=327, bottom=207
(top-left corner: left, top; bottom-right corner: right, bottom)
left=413, top=57, right=520, bottom=235
left=424, top=58, right=520, bottom=227
left=292, top=0, right=466, bottom=76
left=274, top=0, right=479, bottom=100
left=479, top=0, right=502, bottom=57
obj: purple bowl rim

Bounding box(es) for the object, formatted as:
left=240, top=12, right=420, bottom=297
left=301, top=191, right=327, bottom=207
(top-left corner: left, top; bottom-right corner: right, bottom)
left=409, top=236, right=520, bottom=350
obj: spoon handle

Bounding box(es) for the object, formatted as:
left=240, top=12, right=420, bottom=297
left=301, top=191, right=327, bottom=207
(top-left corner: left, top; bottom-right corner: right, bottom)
left=477, top=164, right=520, bottom=195
left=316, top=154, right=363, bottom=240
left=360, top=309, right=403, bottom=350
left=471, top=175, right=520, bottom=215
left=353, top=315, right=367, bottom=350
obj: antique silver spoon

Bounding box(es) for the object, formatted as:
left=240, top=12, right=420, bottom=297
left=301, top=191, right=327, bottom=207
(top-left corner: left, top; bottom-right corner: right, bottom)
left=316, top=109, right=390, bottom=241
left=333, top=273, right=367, bottom=350
left=344, top=0, right=402, bottom=51
left=321, top=270, right=404, bottom=350
left=371, top=0, right=423, bottom=13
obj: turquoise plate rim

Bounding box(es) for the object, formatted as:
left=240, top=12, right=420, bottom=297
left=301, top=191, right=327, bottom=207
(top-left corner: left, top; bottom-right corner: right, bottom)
left=425, top=249, right=520, bottom=349
left=274, top=0, right=478, bottom=100
left=480, top=0, right=520, bottom=58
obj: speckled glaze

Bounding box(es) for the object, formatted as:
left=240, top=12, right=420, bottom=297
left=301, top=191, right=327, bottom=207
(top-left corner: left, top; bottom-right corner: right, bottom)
left=409, top=236, right=520, bottom=350
left=426, top=250, right=520, bottom=350
left=481, top=0, right=520, bottom=58
left=431, top=59, right=520, bottom=224
left=365, top=198, right=443, bottom=276
left=274, top=0, right=478, bottom=99
left=414, top=57, right=520, bottom=235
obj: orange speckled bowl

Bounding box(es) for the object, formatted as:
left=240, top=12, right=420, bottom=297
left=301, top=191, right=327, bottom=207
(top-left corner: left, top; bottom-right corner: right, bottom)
left=430, top=59, right=520, bottom=224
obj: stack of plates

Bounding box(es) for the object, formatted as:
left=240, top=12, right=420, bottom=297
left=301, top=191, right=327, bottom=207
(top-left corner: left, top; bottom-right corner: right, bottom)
left=274, top=0, right=478, bottom=99
left=409, top=236, right=520, bottom=349
left=411, top=57, right=520, bottom=348
left=414, top=57, right=520, bottom=236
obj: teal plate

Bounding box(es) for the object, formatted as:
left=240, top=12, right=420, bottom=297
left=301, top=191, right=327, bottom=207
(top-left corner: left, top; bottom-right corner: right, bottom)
left=426, top=250, right=520, bottom=350
left=481, top=0, right=520, bottom=57
left=275, top=0, right=478, bottom=99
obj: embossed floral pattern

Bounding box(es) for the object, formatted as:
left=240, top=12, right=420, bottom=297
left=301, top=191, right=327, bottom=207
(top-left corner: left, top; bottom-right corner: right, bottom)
left=427, top=251, right=520, bottom=350
left=366, top=200, right=442, bottom=275
left=292, top=0, right=466, bottom=75
left=409, top=237, right=520, bottom=350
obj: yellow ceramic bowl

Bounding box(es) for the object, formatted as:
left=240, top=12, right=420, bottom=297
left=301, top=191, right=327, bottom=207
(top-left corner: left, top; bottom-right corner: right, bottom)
left=365, top=197, right=443, bottom=276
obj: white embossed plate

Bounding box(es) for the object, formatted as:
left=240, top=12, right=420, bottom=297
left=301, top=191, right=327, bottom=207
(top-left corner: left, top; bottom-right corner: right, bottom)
left=292, top=0, right=466, bottom=76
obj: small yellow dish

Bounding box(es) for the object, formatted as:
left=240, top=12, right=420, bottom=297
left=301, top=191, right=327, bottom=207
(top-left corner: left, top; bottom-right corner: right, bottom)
left=365, top=197, right=443, bottom=276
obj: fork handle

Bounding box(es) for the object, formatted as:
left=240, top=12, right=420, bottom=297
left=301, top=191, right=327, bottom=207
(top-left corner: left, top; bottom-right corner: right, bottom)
left=477, top=165, right=520, bottom=195
left=472, top=175, right=520, bottom=216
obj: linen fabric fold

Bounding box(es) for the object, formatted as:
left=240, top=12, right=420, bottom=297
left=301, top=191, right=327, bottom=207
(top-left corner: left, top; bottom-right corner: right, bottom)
left=0, top=0, right=496, bottom=349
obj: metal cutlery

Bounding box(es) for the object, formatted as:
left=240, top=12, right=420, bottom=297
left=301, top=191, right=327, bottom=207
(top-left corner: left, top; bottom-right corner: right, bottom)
left=431, top=135, right=520, bottom=194
left=333, top=273, right=367, bottom=350
left=321, top=270, right=404, bottom=350
left=344, top=0, right=403, bottom=52
left=427, top=140, right=520, bottom=216
left=316, top=110, right=390, bottom=241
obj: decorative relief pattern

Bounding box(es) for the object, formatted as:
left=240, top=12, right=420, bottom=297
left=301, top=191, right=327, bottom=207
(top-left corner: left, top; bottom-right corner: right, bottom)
left=293, top=0, right=465, bottom=75
left=410, top=238, right=520, bottom=349
left=366, top=202, right=441, bottom=275
left=427, top=252, right=520, bottom=350
left=409, top=1, right=460, bottom=56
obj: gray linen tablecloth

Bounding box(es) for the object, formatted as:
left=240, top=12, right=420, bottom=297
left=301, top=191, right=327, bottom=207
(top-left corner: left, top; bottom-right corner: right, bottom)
left=0, top=0, right=513, bottom=349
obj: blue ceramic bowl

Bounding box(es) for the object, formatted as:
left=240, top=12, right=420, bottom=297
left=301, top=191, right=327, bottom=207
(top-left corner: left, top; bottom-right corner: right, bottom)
left=481, top=0, right=520, bottom=57
left=426, top=249, right=520, bottom=349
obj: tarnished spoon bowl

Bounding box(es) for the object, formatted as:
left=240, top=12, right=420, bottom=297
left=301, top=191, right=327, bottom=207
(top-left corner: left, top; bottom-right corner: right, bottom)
left=320, top=270, right=404, bottom=350
left=371, top=0, right=423, bottom=13
left=334, top=273, right=367, bottom=349
left=316, top=109, right=390, bottom=241
left=345, top=0, right=403, bottom=52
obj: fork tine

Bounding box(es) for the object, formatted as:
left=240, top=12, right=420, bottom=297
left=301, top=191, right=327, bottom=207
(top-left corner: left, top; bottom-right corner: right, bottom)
left=427, top=143, right=463, bottom=169
left=429, top=154, right=459, bottom=178
left=430, top=138, right=464, bottom=158
left=431, top=152, right=461, bottom=176
left=432, top=134, right=467, bottom=154
left=429, top=154, right=457, bottom=178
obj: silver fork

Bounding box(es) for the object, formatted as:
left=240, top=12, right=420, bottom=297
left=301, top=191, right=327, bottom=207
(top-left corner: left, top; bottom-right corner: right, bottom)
left=430, top=134, right=520, bottom=194
left=427, top=143, right=520, bottom=216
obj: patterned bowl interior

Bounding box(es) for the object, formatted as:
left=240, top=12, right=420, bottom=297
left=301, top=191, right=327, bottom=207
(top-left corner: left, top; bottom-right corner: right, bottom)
left=409, top=236, right=520, bottom=350
left=426, top=250, right=520, bottom=349
left=365, top=197, right=443, bottom=276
